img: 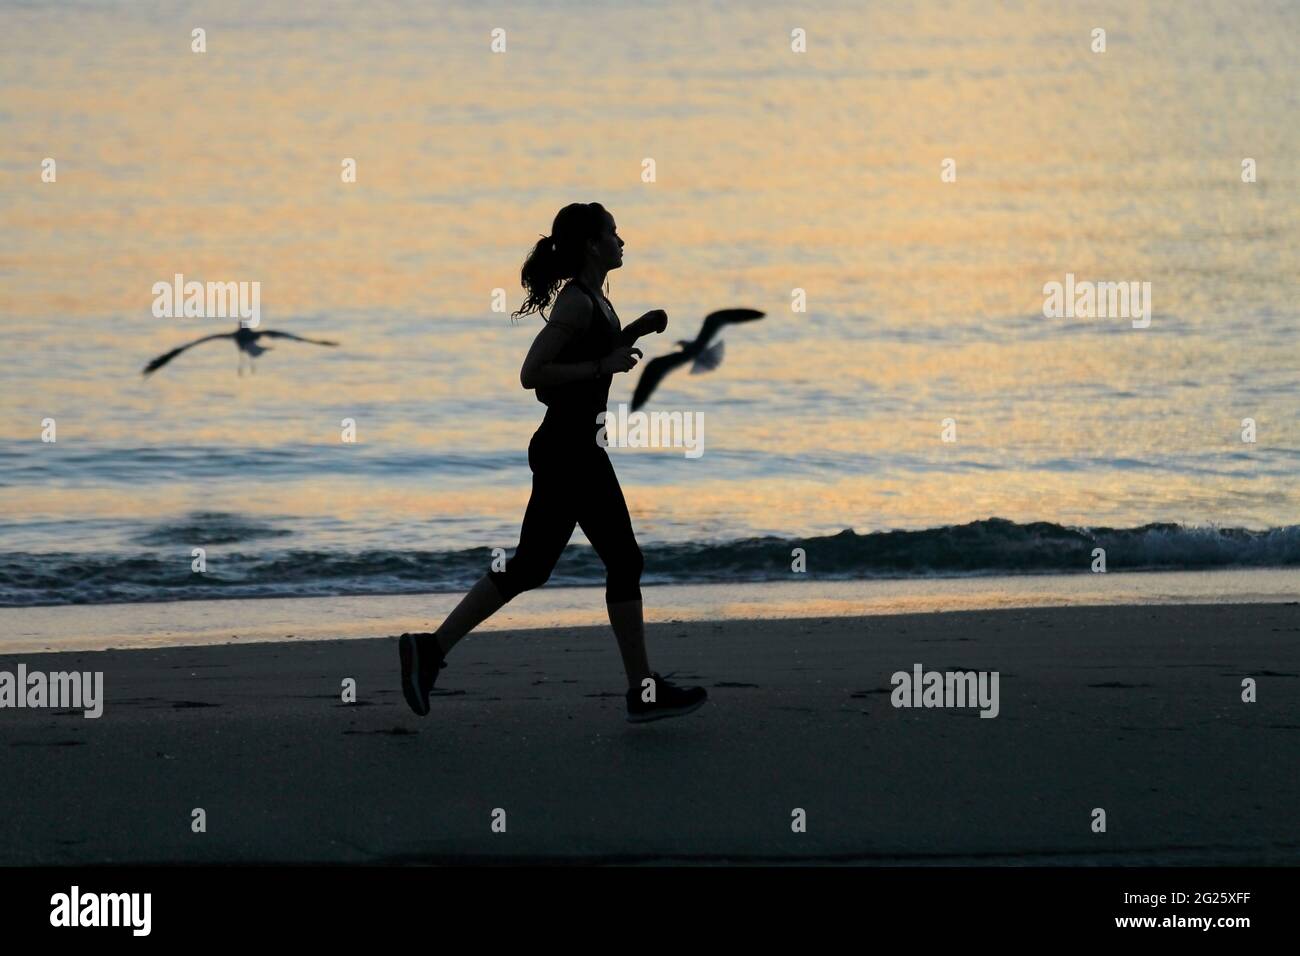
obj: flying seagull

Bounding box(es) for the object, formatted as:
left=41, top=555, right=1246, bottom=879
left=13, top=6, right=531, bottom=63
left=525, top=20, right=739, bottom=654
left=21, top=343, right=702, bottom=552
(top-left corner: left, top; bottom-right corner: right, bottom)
left=630, top=308, right=765, bottom=411
left=142, top=325, right=339, bottom=376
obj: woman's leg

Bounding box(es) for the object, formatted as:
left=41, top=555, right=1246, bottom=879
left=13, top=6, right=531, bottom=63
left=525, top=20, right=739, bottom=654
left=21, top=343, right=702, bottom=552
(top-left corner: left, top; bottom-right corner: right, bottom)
left=433, top=457, right=577, bottom=656
left=402, top=433, right=579, bottom=715
left=430, top=573, right=509, bottom=656
left=577, top=450, right=651, bottom=689
left=606, top=598, right=652, bottom=690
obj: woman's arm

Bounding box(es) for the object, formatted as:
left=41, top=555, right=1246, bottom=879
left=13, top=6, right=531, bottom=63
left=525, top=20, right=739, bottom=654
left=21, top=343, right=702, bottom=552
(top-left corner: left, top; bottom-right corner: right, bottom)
left=520, top=288, right=649, bottom=389
left=615, top=309, right=668, bottom=348
left=519, top=290, right=604, bottom=388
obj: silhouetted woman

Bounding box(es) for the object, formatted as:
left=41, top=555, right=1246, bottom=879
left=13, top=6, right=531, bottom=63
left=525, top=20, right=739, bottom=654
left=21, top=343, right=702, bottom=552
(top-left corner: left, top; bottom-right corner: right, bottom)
left=400, top=202, right=708, bottom=723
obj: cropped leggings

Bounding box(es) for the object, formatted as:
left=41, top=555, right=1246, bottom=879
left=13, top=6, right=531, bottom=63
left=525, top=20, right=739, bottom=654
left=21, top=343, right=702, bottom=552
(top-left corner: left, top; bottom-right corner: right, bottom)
left=487, top=418, right=644, bottom=604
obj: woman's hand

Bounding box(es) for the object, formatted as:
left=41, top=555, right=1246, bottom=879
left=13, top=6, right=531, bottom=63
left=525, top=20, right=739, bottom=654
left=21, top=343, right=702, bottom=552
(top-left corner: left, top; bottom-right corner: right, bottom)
left=639, top=309, right=669, bottom=334
left=600, top=346, right=643, bottom=374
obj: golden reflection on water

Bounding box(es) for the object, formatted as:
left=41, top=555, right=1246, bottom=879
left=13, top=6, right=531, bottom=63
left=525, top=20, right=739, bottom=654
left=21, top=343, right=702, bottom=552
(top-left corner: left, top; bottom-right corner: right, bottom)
left=1, top=0, right=1296, bottom=537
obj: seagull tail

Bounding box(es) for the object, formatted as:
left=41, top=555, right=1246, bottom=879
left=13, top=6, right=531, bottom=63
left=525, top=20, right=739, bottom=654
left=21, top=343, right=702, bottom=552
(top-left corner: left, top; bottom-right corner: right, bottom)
left=689, top=339, right=724, bottom=374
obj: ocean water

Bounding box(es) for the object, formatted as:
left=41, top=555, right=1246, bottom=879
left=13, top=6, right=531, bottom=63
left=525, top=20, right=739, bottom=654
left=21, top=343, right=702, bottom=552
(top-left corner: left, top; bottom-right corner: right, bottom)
left=1, top=0, right=1296, bottom=608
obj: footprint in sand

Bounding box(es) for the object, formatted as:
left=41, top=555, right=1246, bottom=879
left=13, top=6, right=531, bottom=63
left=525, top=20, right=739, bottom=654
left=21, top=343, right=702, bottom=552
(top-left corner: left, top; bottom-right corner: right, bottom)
left=11, top=740, right=85, bottom=747
left=343, top=727, right=419, bottom=736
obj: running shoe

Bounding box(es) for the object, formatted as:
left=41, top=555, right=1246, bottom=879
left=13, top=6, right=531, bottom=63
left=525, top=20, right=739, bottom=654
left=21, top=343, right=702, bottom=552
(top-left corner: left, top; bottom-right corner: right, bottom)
left=399, top=631, right=446, bottom=717
left=625, top=672, right=708, bottom=723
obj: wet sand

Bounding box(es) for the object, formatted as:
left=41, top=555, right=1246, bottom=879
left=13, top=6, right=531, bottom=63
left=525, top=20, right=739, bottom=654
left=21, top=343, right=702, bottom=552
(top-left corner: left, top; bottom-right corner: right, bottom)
left=1, top=603, right=1297, bottom=864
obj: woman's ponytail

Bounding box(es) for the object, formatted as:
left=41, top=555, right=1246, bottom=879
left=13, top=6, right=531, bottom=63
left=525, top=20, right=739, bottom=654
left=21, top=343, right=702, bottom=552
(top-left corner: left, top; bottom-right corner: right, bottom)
left=511, top=203, right=607, bottom=322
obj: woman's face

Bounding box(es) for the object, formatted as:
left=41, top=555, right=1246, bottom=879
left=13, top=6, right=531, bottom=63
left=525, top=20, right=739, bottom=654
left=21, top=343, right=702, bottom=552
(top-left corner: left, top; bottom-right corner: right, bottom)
left=588, top=213, right=625, bottom=271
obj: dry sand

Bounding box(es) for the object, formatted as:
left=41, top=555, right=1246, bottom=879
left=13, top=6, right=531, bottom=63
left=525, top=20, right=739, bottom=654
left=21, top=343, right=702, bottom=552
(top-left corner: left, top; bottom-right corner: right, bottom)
left=2, top=603, right=1297, bottom=864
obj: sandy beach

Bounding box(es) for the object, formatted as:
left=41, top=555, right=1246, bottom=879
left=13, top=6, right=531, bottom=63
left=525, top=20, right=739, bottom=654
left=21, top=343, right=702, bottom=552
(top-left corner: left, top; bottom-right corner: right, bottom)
left=2, top=602, right=1296, bottom=865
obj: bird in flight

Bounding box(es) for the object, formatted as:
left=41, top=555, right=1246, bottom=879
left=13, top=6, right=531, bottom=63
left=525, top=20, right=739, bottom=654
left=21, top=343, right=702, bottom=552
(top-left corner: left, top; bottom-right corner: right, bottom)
left=630, top=308, right=765, bottom=411
left=142, top=325, right=340, bottom=376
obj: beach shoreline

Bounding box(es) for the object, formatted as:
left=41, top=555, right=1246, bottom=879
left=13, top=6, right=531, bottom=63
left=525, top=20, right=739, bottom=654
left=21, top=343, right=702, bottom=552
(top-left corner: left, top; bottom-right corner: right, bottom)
left=2, top=602, right=1297, bottom=865
left=2, top=568, right=1297, bottom=654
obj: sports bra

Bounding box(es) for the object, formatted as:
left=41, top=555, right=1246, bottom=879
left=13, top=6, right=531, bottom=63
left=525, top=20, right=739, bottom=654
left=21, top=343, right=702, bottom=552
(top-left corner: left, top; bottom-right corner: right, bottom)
left=535, top=279, right=621, bottom=423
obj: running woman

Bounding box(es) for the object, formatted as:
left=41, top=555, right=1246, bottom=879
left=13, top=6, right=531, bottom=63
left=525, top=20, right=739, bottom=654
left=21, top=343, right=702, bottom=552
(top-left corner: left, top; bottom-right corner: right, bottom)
left=400, top=202, right=709, bottom=723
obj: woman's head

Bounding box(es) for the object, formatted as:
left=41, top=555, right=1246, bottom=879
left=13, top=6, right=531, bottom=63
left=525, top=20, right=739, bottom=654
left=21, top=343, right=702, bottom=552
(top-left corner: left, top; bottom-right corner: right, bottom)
left=513, top=202, right=623, bottom=320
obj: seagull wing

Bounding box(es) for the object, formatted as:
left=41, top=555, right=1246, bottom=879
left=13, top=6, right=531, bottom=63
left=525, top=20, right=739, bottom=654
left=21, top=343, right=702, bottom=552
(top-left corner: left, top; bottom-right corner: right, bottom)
left=693, top=308, right=765, bottom=348
left=630, top=351, right=691, bottom=411
left=142, top=333, right=235, bottom=376
left=259, top=330, right=340, bottom=346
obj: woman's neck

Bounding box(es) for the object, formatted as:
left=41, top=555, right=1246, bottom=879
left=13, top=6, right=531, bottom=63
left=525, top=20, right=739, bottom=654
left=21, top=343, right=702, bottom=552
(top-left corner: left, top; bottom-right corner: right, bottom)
left=576, top=264, right=608, bottom=292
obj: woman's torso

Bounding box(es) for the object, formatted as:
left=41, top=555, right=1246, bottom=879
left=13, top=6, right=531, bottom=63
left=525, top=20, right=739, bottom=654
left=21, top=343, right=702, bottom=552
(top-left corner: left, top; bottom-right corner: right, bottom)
left=535, top=279, right=621, bottom=430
